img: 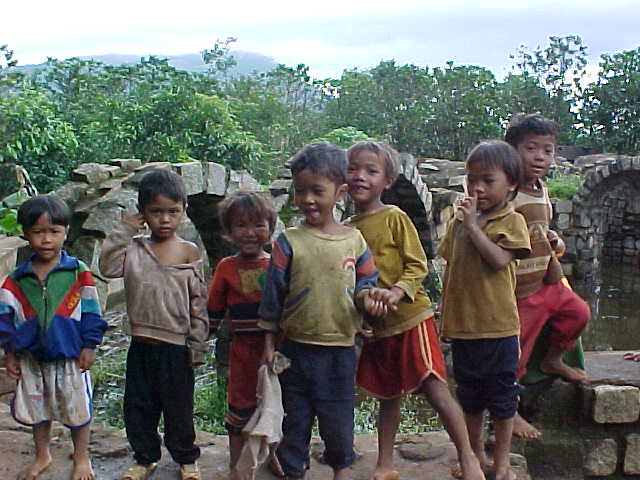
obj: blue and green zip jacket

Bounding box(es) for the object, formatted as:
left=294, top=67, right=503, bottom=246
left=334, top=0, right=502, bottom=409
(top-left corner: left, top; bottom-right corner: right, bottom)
left=0, top=250, right=107, bottom=361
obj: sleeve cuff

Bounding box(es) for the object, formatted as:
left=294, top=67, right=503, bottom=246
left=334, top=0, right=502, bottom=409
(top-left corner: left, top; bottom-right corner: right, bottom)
left=394, top=281, right=416, bottom=302
left=257, top=319, right=279, bottom=332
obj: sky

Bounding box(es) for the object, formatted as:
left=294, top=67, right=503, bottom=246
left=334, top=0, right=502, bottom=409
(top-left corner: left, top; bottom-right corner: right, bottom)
left=5, top=0, right=640, bottom=79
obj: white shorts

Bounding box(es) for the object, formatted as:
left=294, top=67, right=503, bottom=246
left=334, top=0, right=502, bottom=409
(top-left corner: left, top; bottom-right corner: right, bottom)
left=12, top=354, right=93, bottom=429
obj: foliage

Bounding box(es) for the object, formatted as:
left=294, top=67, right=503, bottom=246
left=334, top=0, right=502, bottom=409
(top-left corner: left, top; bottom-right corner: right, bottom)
left=226, top=64, right=330, bottom=158
left=325, top=60, right=502, bottom=160
left=580, top=47, right=640, bottom=154
left=0, top=89, right=78, bottom=192
left=510, top=35, right=588, bottom=142
left=311, top=126, right=373, bottom=148
left=0, top=208, right=20, bottom=236
left=4, top=34, right=640, bottom=194
left=547, top=173, right=582, bottom=200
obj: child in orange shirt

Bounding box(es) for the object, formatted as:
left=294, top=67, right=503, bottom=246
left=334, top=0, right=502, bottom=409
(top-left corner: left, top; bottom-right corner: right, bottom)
left=206, top=191, right=279, bottom=478
left=346, top=141, right=485, bottom=480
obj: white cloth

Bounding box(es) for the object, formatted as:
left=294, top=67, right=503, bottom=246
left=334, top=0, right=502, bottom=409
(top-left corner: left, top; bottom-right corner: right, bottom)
left=233, top=353, right=289, bottom=480
left=13, top=354, right=92, bottom=428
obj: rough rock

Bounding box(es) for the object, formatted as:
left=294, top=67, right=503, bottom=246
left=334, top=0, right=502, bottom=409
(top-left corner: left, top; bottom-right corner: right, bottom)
left=71, top=163, right=114, bottom=185
left=109, top=159, right=142, bottom=171
left=204, top=162, right=227, bottom=196
left=624, top=434, right=640, bottom=474
left=592, top=385, right=640, bottom=423
left=174, top=161, right=204, bottom=196
left=583, top=438, right=617, bottom=476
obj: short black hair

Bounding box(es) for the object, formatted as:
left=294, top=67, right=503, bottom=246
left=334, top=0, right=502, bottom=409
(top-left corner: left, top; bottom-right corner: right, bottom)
left=218, top=191, right=277, bottom=237
left=347, top=141, right=400, bottom=181
left=290, top=142, right=347, bottom=186
left=17, top=195, right=71, bottom=230
left=505, top=113, right=559, bottom=148
left=466, top=140, right=521, bottom=200
left=138, top=169, right=187, bottom=208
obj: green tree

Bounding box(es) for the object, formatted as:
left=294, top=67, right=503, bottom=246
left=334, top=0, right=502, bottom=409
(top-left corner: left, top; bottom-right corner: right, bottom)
left=0, top=89, right=78, bottom=192
left=581, top=47, right=640, bottom=154
left=510, top=35, right=587, bottom=141
left=311, top=126, right=373, bottom=148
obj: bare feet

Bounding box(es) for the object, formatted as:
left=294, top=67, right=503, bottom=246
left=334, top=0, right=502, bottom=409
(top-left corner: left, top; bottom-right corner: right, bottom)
left=624, top=352, right=640, bottom=362
left=495, top=465, right=517, bottom=480
left=72, top=453, right=95, bottom=480
left=512, top=413, right=541, bottom=440
left=539, top=358, right=587, bottom=384
left=16, top=453, right=52, bottom=480
left=451, top=455, right=490, bottom=479
left=371, top=469, right=399, bottom=480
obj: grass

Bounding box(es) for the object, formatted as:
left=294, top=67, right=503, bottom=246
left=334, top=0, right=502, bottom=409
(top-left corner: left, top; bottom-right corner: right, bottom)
left=93, top=314, right=444, bottom=435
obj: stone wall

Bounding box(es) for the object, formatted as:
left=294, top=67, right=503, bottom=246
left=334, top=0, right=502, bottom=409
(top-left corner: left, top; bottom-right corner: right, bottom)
left=518, top=352, right=640, bottom=477
left=54, top=159, right=268, bottom=310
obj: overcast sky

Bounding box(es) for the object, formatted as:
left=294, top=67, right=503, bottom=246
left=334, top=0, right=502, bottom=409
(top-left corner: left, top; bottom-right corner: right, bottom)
left=5, top=0, right=640, bottom=79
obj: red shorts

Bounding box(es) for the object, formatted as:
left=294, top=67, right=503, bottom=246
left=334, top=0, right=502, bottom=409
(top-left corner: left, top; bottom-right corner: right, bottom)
left=517, top=281, right=590, bottom=379
left=357, top=318, right=447, bottom=399
left=226, top=333, right=265, bottom=431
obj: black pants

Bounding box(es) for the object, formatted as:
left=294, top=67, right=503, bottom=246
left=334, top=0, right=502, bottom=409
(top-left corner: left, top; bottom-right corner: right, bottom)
left=123, top=339, right=200, bottom=465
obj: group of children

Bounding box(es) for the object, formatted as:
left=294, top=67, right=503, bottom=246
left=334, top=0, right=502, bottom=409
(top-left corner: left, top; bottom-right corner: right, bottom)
left=0, top=113, right=589, bottom=480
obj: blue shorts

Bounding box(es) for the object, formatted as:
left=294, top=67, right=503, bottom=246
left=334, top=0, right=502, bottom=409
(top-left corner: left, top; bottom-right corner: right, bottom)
left=451, top=336, right=520, bottom=419
left=276, top=339, right=356, bottom=478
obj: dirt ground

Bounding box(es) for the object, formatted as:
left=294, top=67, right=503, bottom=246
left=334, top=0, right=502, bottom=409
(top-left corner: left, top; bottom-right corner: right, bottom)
left=0, top=400, right=533, bottom=480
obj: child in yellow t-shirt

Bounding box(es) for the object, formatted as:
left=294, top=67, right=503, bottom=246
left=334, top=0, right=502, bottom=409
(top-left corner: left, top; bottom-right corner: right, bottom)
left=438, top=140, right=531, bottom=480
left=346, top=141, right=485, bottom=480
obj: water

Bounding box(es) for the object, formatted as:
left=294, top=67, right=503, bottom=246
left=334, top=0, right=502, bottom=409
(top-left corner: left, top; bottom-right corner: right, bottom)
left=574, top=262, right=640, bottom=351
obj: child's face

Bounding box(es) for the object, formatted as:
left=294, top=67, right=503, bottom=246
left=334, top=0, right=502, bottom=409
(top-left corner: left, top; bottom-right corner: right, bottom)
left=516, top=133, right=555, bottom=186
left=466, top=163, right=516, bottom=214
left=24, top=213, right=67, bottom=264
left=293, top=168, right=346, bottom=229
left=228, top=211, right=271, bottom=259
left=347, top=150, right=393, bottom=212
left=140, top=194, right=184, bottom=241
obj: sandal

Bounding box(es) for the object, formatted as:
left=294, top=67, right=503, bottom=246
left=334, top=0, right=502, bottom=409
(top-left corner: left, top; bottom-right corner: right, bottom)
left=121, top=463, right=157, bottom=480
left=180, top=462, right=201, bottom=480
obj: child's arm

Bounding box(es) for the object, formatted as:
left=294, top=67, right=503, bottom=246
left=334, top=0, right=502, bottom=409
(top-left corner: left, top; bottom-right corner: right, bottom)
left=261, top=332, right=277, bottom=368
left=206, top=260, right=229, bottom=337
left=0, top=282, right=22, bottom=375
left=99, top=212, right=145, bottom=278
left=4, top=352, right=20, bottom=379
left=258, top=234, right=291, bottom=365
left=389, top=210, right=430, bottom=303
left=353, top=245, right=380, bottom=312
left=187, top=257, right=210, bottom=367
left=77, top=265, right=109, bottom=370
left=459, top=193, right=517, bottom=270
left=547, top=229, right=566, bottom=256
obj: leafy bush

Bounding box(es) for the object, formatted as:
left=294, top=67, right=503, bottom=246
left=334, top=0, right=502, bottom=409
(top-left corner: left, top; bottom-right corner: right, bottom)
left=547, top=173, right=582, bottom=200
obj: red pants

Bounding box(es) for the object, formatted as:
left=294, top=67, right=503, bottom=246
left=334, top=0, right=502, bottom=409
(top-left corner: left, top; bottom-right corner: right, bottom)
left=517, top=282, right=590, bottom=379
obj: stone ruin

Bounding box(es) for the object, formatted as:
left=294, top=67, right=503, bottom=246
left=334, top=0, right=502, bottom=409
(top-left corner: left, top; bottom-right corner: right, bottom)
left=2, top=152, right=640, bottom=477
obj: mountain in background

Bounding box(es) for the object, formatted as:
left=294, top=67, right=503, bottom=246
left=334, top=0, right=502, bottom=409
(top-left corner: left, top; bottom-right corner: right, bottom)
left=16, top=50, right=278, bottom=77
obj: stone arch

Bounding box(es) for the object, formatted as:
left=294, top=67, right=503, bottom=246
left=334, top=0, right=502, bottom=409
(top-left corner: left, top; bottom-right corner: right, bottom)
left=568, top=155, right=640, bottom=278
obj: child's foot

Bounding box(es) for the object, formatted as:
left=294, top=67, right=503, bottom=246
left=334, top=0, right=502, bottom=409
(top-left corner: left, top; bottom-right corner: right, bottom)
left=371, top=469, right=399, bottom=480
left=71, top=453, right=95, bottom=480
left=180, top=462, right=200, bottom=480
left=17, top=453, right=52, bottom=480
left=495, top=465, right=517, bottom=480
left=623, top=352, right=640, bottom=362
left=539, top=359, right=587, bottom=383
left=512, top=413, right=541, bottom=440
left=267, top=455, right=286, bottom=477
left=121, top=463, right=157, bottom=480
left=451, top=457, right=490, bottom=479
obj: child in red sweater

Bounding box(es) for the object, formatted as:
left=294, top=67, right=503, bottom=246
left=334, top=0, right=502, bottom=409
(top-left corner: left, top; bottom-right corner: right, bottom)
left=207, top=191, right=279, bottom=478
